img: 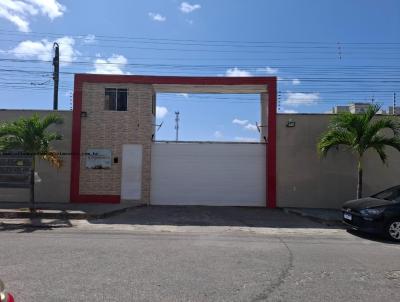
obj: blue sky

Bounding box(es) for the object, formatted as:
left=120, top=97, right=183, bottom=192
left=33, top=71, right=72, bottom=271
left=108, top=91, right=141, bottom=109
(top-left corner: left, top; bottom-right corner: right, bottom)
left=0, top=0, right=399, bottom=141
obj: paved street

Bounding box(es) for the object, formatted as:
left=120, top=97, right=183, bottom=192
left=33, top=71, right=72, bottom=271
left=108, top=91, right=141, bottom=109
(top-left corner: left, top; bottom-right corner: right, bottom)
left=0, top=208, right=399, bottom=301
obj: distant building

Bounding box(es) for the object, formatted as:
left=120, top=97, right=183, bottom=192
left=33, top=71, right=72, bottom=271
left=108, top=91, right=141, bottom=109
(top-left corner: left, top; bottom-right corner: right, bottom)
left=331, top=105, right=350, bottom=114
left=329, top=103, right=388, bottom=115
left=349, top=103, right=371, bottom=114
left=388, top=106, right=400, bottom=115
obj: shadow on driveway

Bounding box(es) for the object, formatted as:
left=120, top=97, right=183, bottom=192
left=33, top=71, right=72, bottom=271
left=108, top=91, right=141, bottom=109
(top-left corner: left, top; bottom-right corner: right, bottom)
left=90, top=205, right=340, bottom=229
left=0, top=216, right=73, bottom=233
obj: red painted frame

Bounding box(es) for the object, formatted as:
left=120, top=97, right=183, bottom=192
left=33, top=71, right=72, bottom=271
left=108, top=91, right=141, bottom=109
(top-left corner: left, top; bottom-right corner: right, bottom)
left=71, top=74, right=277, bottom=208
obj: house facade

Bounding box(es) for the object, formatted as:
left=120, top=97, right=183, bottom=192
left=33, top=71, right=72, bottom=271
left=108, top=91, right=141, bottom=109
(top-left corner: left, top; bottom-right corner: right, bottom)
left=1, top=74, right=400, bottom=209
left=70, top=74, right=277, bottom=207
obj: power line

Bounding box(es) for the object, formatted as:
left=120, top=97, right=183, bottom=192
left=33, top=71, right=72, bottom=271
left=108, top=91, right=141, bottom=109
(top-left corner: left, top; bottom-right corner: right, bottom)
left=1, top=29, right=400, bottom=46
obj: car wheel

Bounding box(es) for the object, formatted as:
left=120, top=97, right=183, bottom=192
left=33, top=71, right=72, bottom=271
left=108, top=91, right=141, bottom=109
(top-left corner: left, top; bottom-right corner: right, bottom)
left=386, top=219, right=400, bottom=242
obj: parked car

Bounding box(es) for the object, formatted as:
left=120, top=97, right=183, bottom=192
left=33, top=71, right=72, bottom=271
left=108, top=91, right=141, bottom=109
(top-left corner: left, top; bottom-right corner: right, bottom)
left=342, top=186, right=400, bottom=241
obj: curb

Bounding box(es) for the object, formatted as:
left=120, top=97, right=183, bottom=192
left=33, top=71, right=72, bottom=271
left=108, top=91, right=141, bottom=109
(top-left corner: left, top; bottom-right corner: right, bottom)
left=284, top=208, right=345, bottom=228
left=0, top=204, right=144, bottom=221
left=0, top=211, right=89, bottom=220
left=0, top=221, right=72, bottom=229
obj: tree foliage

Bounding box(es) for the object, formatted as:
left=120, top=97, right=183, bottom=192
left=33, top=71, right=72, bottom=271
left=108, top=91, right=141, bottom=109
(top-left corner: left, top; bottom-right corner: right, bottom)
left=318, top=104, right=400, bottom=163
left=0, top=114, right=64, bottom=168
left=318, top=104, right=400, bottom=198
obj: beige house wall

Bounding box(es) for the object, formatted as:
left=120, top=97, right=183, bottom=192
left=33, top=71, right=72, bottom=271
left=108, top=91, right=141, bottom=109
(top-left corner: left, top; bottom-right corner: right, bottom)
left=0, top=110, right=72, bottom=203
left=2, top=108, right=399, bottom=209
left=276, top=114, right=400, bottom=209
left=79, top=82, right=154, bottom=203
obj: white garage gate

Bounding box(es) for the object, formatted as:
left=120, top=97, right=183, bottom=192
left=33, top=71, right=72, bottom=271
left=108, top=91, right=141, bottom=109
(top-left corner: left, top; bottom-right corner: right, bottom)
left=150, top=142, right=266, bottom=206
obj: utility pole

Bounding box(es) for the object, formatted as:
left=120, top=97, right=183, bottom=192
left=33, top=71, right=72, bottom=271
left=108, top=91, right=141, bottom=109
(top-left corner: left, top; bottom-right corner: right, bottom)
left=174, top=111, right=180, bottom=142
left=52, top=42, right=60, bottom=110
left=394, top=92, right=397, bottom=116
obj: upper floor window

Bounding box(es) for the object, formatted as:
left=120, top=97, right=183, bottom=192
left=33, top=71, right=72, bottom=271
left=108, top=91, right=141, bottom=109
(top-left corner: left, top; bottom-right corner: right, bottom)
left=105, top=88, right=127, bottom=111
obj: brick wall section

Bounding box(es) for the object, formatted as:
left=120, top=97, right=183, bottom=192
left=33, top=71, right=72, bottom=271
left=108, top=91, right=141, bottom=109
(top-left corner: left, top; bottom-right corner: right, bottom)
left=79, top=82, right=154, bottom=203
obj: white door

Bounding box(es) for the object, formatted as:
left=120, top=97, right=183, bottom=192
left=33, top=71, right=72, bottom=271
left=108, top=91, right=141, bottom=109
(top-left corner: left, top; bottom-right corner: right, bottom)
left=121, top=144, right=142, bottom=200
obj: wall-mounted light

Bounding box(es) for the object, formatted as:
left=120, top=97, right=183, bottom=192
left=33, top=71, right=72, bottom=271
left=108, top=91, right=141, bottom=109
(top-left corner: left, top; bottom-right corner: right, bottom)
left=286, top=119, right=296, bottom=127
left=80, top=111, right=87, bottom=118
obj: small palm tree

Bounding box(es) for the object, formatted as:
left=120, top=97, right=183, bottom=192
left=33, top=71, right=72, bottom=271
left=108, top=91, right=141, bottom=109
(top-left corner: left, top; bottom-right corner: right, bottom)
left=318, top=104, right=400, bottom=199
left=0, top=114, right=63, bottom=211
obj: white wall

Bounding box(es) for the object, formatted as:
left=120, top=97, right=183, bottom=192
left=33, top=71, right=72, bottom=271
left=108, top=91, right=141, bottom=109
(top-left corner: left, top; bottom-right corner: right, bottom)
left=150, top=142, right=266, bottom=206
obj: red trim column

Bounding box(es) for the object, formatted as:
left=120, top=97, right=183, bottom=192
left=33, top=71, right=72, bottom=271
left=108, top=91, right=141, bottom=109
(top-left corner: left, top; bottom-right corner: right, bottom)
left=267, top=79, right=277, bottom=208
left=70, top=75, right=120, bottom=203
left=70, top=75, right=82, bottom=203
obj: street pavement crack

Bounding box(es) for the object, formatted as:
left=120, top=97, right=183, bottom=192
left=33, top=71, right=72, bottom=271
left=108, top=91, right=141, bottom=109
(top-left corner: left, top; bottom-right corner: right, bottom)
left=251, top=236, right=294, bottom=302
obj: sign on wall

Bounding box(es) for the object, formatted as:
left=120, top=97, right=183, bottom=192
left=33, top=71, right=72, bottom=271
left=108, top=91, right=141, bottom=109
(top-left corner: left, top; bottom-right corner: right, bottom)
left=86, top=149, right=112, bottom=169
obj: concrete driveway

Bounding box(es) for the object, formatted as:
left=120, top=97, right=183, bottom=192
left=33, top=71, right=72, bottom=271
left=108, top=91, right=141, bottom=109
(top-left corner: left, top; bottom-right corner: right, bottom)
left=90, top=205, right=334, bottom=229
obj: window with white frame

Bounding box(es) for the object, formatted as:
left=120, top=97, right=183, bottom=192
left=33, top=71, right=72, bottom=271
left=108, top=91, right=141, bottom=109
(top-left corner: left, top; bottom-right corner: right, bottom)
left=104, top=88, right=128, bottom=111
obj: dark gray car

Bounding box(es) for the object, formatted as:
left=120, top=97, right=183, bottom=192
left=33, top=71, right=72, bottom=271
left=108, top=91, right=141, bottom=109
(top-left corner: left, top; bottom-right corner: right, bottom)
left=342, top=186, right=400, bottom=241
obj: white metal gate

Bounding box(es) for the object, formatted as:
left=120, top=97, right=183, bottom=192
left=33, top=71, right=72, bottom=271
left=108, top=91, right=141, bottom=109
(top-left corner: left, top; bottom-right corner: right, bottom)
left=150, top=142, right=266, bottom=206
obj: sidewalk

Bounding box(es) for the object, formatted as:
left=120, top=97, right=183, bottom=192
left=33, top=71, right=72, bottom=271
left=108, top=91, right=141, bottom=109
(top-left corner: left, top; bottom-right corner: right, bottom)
left=0, top=202, right=142, bottom=220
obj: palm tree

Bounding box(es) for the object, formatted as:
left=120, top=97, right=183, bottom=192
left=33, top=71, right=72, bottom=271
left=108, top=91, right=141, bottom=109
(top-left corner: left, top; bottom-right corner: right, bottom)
left=318, top=104, right=400, bottom=199
left=0, top=114, right=63, bottom=211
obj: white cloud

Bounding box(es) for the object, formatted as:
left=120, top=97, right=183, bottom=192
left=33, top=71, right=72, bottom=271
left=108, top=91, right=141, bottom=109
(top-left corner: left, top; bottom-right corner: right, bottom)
left=214, top=131, right=223, bottom=139
left=27, top=0, right=65, bottom=19
left=177, top=93, right=189, bottom=98
left=91, top=54, right=129, bottom=74
left=226, top=67, right=252, bottom=77
left=245, top=123, right=258, bottom=131
left=257, top=66, right=279, bottom=74
left=0, top=0, right=65, bottom=32
left=232, top=118, right=248, bottom=126
left=156, top=106, right=168, bottom=119
left=82, top=34, right=96, bottom=44
left=283, top=92, right=320, bottom=107
left=148, top=12, right=166, bottom=22
left=233, top=118, right=258, bottom=131
left=180, top=2, right=201, bottom=13
left=10, top=36, right=79, bottom=65
left=235, top=137, right=258, bottom=142
left=281, top=109, right=298, bottom=114
left=292, top=78, right=301, bottom=85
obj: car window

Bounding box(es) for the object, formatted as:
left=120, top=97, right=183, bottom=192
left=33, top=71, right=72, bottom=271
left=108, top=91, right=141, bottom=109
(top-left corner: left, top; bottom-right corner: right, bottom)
left=373, top=187, right=400, bottom=202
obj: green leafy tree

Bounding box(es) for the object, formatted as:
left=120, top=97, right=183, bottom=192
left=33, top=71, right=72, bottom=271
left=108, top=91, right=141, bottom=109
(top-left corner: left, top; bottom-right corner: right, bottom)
left=0, top=114, right=63, bottom=211
left=318, top=104, right=400, bottom=199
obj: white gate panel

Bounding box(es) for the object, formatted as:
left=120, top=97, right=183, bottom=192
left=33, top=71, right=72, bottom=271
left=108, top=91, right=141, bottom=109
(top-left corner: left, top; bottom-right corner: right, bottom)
left=151, top=143, right=266, bottom=206
left=121, top=144, right=142, bottom=200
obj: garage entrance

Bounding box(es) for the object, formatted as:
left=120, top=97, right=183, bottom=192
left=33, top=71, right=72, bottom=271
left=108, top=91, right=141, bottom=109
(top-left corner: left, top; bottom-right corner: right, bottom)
left=149, top=79, right=276, bottom=208
left=150, top=142, right=266, bottom=206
